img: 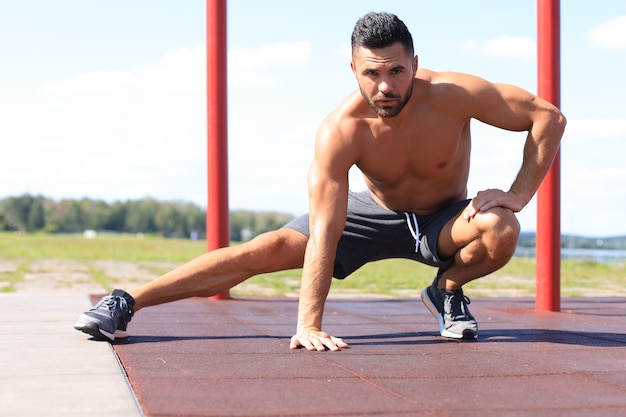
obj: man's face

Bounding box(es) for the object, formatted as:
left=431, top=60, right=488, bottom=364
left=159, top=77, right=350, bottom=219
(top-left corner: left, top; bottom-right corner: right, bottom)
left=351, top=43, right=417, bottom=118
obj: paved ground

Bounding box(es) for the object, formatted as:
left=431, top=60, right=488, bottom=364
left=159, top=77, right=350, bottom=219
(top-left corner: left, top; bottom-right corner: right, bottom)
left=114, top=296, right=626, bottom=417
left=0, top=291, right=142, bottom=417
left=2, top=289, right=626, bottom=417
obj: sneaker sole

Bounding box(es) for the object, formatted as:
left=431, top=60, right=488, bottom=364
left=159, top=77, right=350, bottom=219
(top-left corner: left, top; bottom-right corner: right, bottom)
left=421, top=287, right=478, bottom=341
left=420, top=288, right=444, bottom=334
left=441, top=328, right=478, bottom=341
left=74, top=316, right=115, bottom=342
left=115, top=329, right=129, bottom=338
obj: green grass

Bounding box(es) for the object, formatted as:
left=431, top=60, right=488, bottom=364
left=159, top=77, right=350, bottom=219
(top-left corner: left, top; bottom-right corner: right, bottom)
left=1, top=231, right=624, bottom=297
left=230, top=252, right=626, bottom=298
left=0, top=261, right=28, bottom=293
left=0, top=232, right=206, bottom=292
left=0, top=232, right=206, bottom=262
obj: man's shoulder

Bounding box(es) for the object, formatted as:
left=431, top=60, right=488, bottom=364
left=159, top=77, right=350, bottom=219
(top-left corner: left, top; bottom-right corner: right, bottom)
left=417, top=68, right=488, bottom=90
left=337, top=89, right=370, bottom=116
left=314, top=93, right=374, bottom=154
left=416, top=69, right=495, bottom=114
left=322, top=91, right=371, bottom=129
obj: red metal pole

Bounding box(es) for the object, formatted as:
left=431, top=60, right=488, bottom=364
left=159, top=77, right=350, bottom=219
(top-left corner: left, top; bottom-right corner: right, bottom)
left=536, top=0, right=561, bottom=311
left=206, top=0, right=230, bottom=299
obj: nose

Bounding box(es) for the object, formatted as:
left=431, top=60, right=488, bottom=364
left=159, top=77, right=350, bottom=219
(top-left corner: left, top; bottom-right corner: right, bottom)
left=378, top=79, right=392, bottom=94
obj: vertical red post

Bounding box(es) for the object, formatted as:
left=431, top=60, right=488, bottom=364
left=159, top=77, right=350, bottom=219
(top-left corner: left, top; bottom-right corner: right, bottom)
left=206, top=0, right=230, bottom=299
left=536, top=0, right=561, bottom=311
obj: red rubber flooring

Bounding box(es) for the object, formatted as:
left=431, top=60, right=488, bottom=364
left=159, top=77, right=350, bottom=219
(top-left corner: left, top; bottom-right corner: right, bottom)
left=108, top=296, right=626, bottom=417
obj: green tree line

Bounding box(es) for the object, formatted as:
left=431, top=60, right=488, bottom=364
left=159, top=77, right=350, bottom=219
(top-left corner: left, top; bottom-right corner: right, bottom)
left=0, top=194, right=295, bottom=241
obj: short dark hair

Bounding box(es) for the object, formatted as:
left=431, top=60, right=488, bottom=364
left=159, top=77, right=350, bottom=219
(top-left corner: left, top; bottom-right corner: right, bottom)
left=351, top=12, right=414, bottom=57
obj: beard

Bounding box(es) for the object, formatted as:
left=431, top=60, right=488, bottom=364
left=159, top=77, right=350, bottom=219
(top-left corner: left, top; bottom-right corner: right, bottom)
left=360, top=83, right=413, bottom=118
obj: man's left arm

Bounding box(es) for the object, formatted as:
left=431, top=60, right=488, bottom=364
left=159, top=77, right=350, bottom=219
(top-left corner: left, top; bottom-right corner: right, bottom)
left=463, top=80, right=566, bottom=219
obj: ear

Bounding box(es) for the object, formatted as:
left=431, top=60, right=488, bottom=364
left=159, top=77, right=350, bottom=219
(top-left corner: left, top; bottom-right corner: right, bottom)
left=350, top=60, right=356, bottom=75
left=413, top=55, right=419, bottom=74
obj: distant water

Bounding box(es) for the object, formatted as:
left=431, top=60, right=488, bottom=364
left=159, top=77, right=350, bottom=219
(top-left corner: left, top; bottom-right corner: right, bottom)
left=515, top=247, right=626, bottom=264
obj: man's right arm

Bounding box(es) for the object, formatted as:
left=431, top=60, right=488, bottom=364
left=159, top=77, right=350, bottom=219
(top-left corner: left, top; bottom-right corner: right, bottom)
left=289, top=116, right=356, bottom=351
left=445, top=73, right=566, bottom=219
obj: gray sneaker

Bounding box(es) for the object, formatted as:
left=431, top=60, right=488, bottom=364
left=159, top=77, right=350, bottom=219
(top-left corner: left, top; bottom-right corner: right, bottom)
left=74, top=289, right=135, bottom=342
left=441, top=289, right=478, bottom=340
left=421, top=277, right=478, bottom=340
left=420, top=276, right=444, bottom=334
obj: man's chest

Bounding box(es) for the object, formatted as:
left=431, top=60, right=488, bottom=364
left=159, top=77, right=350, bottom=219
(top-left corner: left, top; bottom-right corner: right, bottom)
left=357, top=120, right=470, bottom=181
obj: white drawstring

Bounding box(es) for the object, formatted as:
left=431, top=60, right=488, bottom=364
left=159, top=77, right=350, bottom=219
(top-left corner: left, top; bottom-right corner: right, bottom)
left=404, top=212, right=420, bottom=253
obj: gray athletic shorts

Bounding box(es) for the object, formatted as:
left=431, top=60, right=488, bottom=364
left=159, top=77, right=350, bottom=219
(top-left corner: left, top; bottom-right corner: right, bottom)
left=282, top=190, right=471, bottom=279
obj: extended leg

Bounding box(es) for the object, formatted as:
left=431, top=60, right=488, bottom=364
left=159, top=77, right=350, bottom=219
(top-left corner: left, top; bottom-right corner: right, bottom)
left=75, top=228, right=308, bottom=341
left=130, top=228, right=308, bottom=311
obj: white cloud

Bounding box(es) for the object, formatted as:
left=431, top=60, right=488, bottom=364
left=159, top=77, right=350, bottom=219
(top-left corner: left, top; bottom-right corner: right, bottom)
left=589, top=16, right=626, bottom=50
left=228, top=41, right=311, bottom=88
left=559, top=117, right=626, bottom=236
left=461, top=39, right=479, bottom=54
left=565, top=117, right=626, bottom=140
left=44, top=70, right=137, bottom=96
left=43, top=44, right=206, bottom=97
left=462, top=36, right=536, bottom=61
left=277, top=123, right=316, bottom=141
left=21, top=45, right=209, bottom=205
left=139, top=45, right=206, bottom=95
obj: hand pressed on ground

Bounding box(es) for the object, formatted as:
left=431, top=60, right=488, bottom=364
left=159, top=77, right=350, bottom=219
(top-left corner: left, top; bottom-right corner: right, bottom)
left=290, top=329, right=350, bottom=352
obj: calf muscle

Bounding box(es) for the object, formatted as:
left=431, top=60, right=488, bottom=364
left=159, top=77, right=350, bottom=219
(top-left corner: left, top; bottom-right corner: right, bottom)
left=130, top=229, right=307, bottom=311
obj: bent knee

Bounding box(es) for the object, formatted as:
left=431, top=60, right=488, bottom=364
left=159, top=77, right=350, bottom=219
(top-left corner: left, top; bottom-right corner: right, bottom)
left=474, top=207, right=520, bottom=236
left=474, top=207, right=520, bottom=256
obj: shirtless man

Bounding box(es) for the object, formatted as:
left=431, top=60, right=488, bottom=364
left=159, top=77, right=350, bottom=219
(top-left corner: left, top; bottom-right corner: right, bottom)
left=75, top=12, right=565, bottom=350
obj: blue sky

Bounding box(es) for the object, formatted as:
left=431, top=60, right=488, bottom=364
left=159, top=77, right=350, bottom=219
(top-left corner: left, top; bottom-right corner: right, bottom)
left=1, top=1, right=625, bottom=237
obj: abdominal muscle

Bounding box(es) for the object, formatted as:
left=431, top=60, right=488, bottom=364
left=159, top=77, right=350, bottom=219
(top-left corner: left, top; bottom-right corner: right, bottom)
left=360, top=150, right=469, bottom=215
left=365, top=174, right=469, bottom=215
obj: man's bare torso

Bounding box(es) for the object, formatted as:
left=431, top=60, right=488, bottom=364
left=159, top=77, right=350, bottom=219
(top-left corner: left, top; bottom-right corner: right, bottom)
left=337, top=69, right=472, bottom=215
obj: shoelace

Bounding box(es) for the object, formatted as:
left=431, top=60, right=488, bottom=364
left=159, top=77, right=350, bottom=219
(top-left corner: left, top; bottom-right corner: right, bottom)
left=445, top=292, right=474, bottom=321
left=98, top=295, right=131, bottom=319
